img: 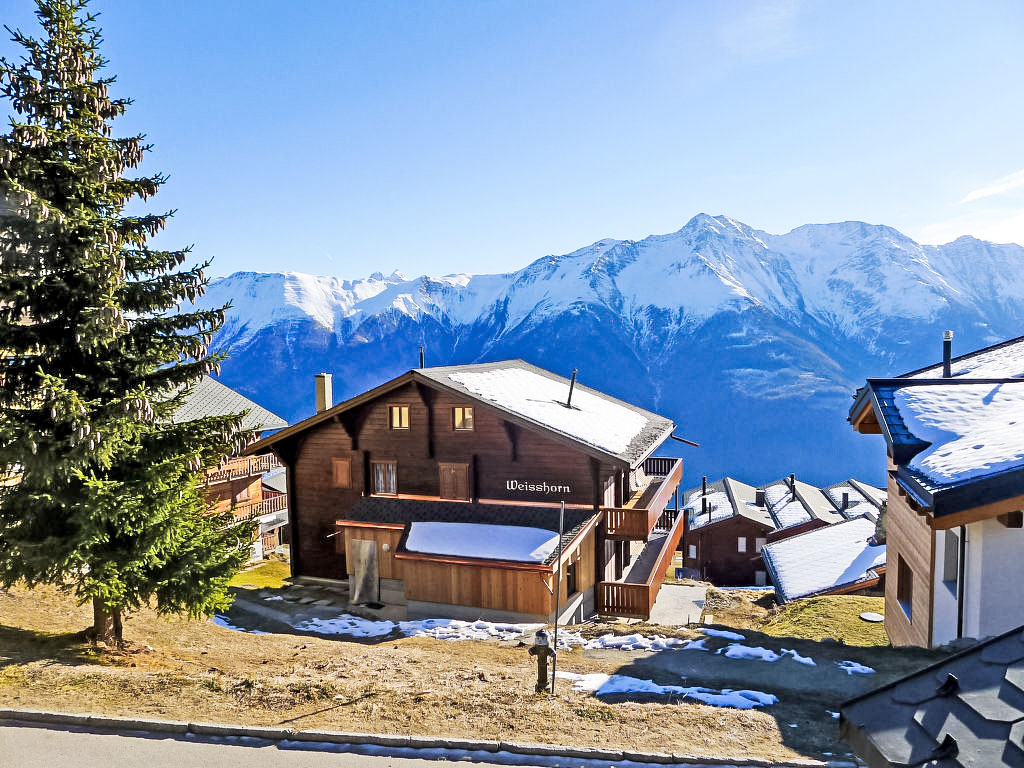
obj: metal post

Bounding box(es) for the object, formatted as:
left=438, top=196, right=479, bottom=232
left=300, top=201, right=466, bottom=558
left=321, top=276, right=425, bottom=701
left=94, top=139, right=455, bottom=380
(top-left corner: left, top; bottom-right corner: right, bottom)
left=551, top=500, right=565, bottom=694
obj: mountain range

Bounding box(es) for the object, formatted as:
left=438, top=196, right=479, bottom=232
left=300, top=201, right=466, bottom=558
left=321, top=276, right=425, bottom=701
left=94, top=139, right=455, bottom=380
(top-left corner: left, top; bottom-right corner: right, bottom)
left=198, top=214, right=1024, bottom=487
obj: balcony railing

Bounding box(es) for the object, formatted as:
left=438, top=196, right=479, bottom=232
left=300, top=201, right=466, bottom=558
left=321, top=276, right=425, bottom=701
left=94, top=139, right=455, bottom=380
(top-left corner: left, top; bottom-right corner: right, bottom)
left=597, top=506, right=686, bottom=620
left=204, top=453, right=281, bottom=485
left=230, top=493, right=287, bottom=521
left=603, top=458, right=682, bottom=540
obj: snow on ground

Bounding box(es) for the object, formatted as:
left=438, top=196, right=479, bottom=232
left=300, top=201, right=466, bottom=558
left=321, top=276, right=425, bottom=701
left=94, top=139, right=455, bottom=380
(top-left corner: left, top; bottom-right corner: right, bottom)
left=894, top=382, right=1024, bottom=485
left=448, top=368, right=648, bottom=455
left=781, top=648, right=816, bottom=666
left=293, top=615, right=396, bottom=638
left=765, top=484, right=811, bottom=528
left=701, top=628, right=745, bottom=641
left=211, top=615, right=268, bottom=635
left=556, top=672, right=778, bottom=710
left=556, top=632, right=689, bottom=651
left=405, top=522, right=559, bottom=563
left=399, top=618, right=543, bottom=641
left=717, top=644, right=781, bottom=662
left=760, top=516, right=885, bottom=601
left=684, top=490, right=734, bottom=529
left=837, top=660, right=876, bottom=675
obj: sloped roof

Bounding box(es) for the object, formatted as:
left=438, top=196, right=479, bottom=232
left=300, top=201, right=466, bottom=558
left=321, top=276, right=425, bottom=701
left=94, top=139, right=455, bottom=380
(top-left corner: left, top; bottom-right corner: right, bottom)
left=248, top=360, right=674, bottom=467
left=905, top=334, right=1024, bottom=380
left=173, top=377, right=287, bottom=432
left=761, top=515, right=884, bottom=603
left=338, top=496, right=597, bottom=566
left=841, top=623, right=1024, bottom=767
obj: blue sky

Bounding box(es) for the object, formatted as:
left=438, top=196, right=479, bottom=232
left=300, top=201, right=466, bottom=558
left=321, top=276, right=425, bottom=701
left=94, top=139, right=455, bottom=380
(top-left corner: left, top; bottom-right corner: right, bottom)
left=4, top=0, right=1024, bottom=278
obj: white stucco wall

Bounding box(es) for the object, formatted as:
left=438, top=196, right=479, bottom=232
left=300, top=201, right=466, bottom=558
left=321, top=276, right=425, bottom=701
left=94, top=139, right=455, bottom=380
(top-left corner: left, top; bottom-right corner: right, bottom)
left=960, top=518, right=1024, bottom=640
left=932, top=528, right=959, bottom=646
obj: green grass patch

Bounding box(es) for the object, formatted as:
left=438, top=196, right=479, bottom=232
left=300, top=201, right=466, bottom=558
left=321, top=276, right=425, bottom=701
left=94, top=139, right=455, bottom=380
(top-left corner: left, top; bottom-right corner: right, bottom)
left=761, top=595, right=888, bottom=646
left=229, top=561, right=291, bottom=590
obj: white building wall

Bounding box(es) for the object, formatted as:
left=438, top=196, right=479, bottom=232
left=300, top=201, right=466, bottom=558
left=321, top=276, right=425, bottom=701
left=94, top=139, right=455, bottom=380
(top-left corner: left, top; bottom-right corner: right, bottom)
left=932, top=528, right=959, bottom=646
left=975, top=517, right=1024, bottom=638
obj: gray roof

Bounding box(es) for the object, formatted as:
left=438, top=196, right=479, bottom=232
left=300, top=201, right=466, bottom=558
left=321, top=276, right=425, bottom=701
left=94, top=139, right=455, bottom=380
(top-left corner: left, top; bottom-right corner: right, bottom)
left=416, top=360, right=675, bottom=466
left=262, top=468, right=287, bottom=495
left=339, top=496, right=597, bottom=566
left=841, top=624, right=1024, bottom=767
left=173, top=377, right=287, bottom=433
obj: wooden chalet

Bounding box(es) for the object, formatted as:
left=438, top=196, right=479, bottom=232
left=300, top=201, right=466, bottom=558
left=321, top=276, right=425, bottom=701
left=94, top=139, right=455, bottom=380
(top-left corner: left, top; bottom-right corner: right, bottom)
left=851, top=333, right=1024, bottom=647
left=681, top=474, right=885, bottom=586
left=246, top=360, right=685, bottom=623
left=176, top=377, right=289, bottom=559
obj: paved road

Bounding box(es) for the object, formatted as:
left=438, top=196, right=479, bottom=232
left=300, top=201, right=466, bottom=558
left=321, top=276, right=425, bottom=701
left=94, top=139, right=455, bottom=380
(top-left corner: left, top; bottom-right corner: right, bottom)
left=0, top=723, right=755, bottom=768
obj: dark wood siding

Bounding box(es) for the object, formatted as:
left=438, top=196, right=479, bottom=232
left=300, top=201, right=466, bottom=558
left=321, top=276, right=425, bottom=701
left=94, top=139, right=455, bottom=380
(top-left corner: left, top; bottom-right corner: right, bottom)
left=682, top=516, right=772, bottom=586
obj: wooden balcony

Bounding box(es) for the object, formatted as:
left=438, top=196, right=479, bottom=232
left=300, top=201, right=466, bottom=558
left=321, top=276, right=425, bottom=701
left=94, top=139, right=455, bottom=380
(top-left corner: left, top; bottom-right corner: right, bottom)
left=597, top=506, right=685, bottom=620
left=204, top=453, right=281, bottom=486
left=229, top=493, right=287, bottom=521
left=603, top=457, right=683, bottom=540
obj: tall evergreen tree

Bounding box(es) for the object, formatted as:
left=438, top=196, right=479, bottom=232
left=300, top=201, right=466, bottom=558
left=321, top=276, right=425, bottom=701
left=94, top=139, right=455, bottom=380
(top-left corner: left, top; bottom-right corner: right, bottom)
left=0, top=0, right=255, bottom=644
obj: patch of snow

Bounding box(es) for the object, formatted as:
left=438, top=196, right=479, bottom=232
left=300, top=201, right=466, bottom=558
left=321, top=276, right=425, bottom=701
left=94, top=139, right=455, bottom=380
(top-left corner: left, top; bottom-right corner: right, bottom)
left=211, top=615, right=268, bottom=634
left=894, top=383, right=1024, bottom=485
left=781, top=648, right=816, bottom=666
left=761, top=517, right=885, bottom=601
left=765, top=484, right=811, bottom=528
left=448, top=368, right=647, bottom=455
left=555, top=672, right=777, bottom=710
left=293, top=615, right=396, bottom=638
left=701, top=628, right=745, bottom=641
left=405, top=522, right=559, bottom=563
left=263, top=595, right=284, bottom=601
left=837, top=660, right=875, bottom=675
left=555, top=631, right=689, bottom=651
left=398, top=618, right=543, bottom=642
left=717, top=644, right=781, bottom=662
left=683, top=638, right=709, bottom=651
left=684, top=490, right=734, bottom=529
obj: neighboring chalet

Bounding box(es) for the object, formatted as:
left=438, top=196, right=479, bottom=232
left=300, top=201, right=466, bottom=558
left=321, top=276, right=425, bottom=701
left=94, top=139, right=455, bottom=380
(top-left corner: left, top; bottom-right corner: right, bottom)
left=176, top=377, right=289, bottom=560
left=681, top=474, right=885, bottom=586
left=245, top=360, right=685, bottom=623
left=851, top=333, right=1024, bottom=647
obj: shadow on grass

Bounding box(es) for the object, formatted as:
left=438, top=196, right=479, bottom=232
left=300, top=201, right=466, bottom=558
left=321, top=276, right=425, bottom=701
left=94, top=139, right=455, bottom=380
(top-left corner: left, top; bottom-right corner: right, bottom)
left=0, top=624, right=99, bottom=669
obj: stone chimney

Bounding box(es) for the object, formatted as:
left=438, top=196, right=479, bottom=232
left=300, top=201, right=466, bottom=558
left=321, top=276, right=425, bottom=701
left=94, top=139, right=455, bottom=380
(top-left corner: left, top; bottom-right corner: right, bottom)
left=315, top=373, right=333, bottom=413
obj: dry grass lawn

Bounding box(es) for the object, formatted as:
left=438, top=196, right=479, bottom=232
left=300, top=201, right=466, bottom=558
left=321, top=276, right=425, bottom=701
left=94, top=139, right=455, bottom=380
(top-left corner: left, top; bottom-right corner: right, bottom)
left=0, top=581, right=939, bottom=762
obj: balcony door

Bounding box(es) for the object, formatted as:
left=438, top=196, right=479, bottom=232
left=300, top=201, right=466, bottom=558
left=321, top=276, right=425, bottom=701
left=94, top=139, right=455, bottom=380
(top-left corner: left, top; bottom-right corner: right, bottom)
left=439, top=462, right=470, bottom=500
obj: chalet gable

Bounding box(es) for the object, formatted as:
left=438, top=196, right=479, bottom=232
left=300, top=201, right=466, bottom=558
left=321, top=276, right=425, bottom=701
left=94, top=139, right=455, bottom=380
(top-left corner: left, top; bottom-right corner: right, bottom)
left=247, top=360, right=675, bottom=469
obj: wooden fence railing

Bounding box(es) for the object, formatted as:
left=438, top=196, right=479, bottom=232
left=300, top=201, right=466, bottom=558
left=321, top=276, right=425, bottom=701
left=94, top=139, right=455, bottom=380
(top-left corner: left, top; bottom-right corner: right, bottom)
left=597, top=505, right=686, bottom=620
left=204, top=454, right=281, bottom=485
left=231, top=493, right=287, bottom=521
left=643, top=456, right=681, bottom=477
left=603, top=458, right=683, bottom=539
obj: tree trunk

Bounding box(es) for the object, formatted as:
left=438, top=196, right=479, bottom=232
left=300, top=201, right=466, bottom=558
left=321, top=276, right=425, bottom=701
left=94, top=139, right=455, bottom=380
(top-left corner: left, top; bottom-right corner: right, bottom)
left=92, top=598, right=123, bottom=646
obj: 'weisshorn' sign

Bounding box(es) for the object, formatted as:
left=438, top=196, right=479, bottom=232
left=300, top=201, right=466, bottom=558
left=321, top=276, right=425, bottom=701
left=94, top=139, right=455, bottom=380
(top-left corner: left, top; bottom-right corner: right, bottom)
left=506, top=480, right=572, bottom=495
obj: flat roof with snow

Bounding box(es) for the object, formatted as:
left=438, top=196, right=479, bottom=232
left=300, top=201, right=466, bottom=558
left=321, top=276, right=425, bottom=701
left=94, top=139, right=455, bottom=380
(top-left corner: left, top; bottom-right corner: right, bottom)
left=405, top=522, right=560, bottom=563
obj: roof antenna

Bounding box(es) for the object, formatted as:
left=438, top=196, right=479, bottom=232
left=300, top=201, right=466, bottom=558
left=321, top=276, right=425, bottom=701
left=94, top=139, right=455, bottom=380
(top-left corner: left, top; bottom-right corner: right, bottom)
left=565, top=368, right=578, bottom=408
left=419, top=346, right=425, bottom=369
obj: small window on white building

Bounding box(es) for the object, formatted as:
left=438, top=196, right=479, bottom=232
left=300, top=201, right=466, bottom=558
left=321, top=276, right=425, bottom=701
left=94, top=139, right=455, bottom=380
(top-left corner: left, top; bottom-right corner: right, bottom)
left=688, top=544, right=697, bottom=560
left=755, top=537, right=767, bottom=553
left=737, top=537, right=747, bottom=553
left=943, top=529, right=959, bottom=591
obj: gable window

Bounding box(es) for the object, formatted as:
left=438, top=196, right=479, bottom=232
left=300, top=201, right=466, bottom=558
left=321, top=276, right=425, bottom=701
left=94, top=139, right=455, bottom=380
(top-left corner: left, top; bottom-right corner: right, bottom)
left=372, top=461, right=397, bottom=495
left=331, top=458, right=352, bottom=489
left=897, top=554, right=913, bottom=620
left=453, top=406, right=474, bottom=431
left=565, top=560, right=578, bottom=596
left=389, top=405, right=410, bottom=430
left=438, top=462, right=470, bottom=500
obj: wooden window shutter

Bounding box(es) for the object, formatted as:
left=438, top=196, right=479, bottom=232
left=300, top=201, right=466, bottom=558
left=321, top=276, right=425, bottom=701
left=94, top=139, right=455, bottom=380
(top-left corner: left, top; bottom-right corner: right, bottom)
left=439, top=462, right=469, bottom=500
left=332, top=458, right=352, bottom=488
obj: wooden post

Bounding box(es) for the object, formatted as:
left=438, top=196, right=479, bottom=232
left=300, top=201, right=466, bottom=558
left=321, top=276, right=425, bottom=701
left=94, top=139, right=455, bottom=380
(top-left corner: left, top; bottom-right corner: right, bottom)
left=551, top=501, right=565, bottom=694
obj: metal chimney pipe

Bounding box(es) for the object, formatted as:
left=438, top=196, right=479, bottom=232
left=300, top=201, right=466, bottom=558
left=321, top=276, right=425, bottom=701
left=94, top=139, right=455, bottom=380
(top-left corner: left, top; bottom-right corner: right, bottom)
left=419, top=346, right=425, bottom=369
left=943, top=330, right=954, bottom=378
left=842, top=491, right=850, bottom=510
left=789, top=473, right=796, bottom=493
left=702, top=475, right=708, bottom=496
left=566, top=368, right=578, bottom=408
left=315, top=373, right=333, bottom=413
left=755, top=489, right=766, bottom=507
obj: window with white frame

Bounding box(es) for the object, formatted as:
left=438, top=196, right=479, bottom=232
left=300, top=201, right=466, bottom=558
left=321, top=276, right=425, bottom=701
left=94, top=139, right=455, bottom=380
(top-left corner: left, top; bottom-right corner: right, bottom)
left=737, top=536, right=747, bottom=553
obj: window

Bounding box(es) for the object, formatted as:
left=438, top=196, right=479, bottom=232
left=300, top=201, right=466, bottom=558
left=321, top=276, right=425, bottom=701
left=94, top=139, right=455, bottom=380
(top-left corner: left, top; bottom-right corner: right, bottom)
left=565, top=560, right=578, bottom=596
left=453, top=406, right=474, bottom=431
left=688, top=544, right=697, bottom=560
left=372, top=461, right=397, bottom=495
left=438, top=462, right=470, bottom=500
left=388, top=405, right=410, bottom=430
left=755, top=570, right=766, bottom=586
left=942, top=530, right=959, bottom=591
left=737, top=537, right=747, bottom=553
left=897, top=554, right=913, bottom=620
left=331, top=458, right=351, bottom=489
left=755, top=537, right=767, bottom=553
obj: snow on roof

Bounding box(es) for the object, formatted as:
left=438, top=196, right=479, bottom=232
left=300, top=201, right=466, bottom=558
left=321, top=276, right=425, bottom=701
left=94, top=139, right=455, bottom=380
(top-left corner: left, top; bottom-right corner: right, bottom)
left=446, top=366, right=649, bottom=456
left=893, top=382, right=1024, bottom=486
left=684, top=490, right=734, bottom=530
left=908, top=336, right=1024, bottom=379
left=762, top=516, right=885, bottom=602
left=825, top=482, right=883, bottom=519
left=404, top=521, right=559, bottom=563
left=765, top=484, right=812, bottom=528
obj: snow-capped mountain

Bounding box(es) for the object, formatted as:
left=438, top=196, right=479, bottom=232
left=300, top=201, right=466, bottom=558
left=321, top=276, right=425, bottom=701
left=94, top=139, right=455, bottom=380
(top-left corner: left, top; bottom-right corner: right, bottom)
left=200, top=215, right=1024, bottom=486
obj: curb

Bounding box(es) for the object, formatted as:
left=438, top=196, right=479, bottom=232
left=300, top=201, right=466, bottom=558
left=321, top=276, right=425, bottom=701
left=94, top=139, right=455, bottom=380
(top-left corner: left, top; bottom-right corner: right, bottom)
left=0, top=708, right=854, bottom=767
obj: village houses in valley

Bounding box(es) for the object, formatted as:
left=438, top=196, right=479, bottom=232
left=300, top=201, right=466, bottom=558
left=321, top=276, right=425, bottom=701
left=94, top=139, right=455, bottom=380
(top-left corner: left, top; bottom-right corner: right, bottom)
left=245, top=360, right=685, bottom=623
left=850, top=333, right=1024, bottom=648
